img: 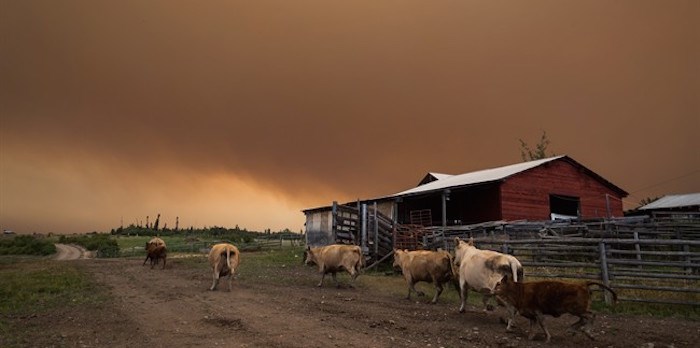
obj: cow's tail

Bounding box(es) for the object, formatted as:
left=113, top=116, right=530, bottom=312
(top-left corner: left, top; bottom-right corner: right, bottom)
left=509, top=257, right=523, bottom=282
left=226, top=247, right=233, bottom=273
left=586, top=281, right=618, bottom=304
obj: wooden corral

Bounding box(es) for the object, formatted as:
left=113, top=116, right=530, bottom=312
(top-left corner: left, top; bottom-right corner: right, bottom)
left=304, top=202, right=395, bottom=263
left=422, top=216, right=700, bottom=307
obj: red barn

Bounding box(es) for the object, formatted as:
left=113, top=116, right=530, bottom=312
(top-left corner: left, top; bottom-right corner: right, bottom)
left=385, top=155, right=627, bottom=226
left=303, top=155, right=628, bottom=247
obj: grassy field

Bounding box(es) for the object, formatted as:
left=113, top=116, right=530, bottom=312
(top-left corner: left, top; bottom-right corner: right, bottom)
left=0, top=257, right=107, bottom=345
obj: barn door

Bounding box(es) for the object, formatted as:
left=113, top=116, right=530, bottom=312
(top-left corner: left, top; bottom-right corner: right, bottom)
left=549, top=194, right=580, bottom=220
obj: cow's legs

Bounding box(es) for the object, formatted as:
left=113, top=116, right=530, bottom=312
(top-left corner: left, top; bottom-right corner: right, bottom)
left=481, top=293, right=495, bottom=311
left=431, top=280, right=443, bottom=304
left=348, top=268, right=358, bottom=288
left=458, top=279, right=468, bottom=313
left=161, top=255, right=166, bottom=270
left=577, top=313, right=595, bottom=340
left=534, top=311, right=551, bottom=343
left=143, top=255, right=150, bottom=266
left=226, top=272, right=233, bottom=292
left=332, top=272, right=340, bottom=288
left=407, top=277, right=425, bottom=299
left=504, top=303, right=517, bottom=332
left=210, top=266, right=220, bottom=291
left=317, top=272, right=326, bottom=287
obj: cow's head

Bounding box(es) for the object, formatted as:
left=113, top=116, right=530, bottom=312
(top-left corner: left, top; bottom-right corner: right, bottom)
left=493, top=274, right=515, bottom=296
left=303, top=246, right=316, bottom=266
left=453, top=237, right=476, bottom=266
left=392, top=249, right=406, bottom=272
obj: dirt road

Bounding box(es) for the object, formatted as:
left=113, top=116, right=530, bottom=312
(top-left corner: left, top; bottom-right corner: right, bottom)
left=54, top=243, right=90, bottom=261
left=17, top=255, right=699, bottom=348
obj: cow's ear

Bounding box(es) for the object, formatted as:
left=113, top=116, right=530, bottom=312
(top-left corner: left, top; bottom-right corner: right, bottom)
left=468, top=237, right=474, bottom=246
left=454, top=237, right=461, bottom=245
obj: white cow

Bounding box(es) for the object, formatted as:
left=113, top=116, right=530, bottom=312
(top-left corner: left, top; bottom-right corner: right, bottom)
left=208, top=243, right=240, bottom=291
left=453, top=237, right=523, bottom=316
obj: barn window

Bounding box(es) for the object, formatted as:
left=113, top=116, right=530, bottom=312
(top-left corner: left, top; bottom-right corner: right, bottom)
left=549, top=194, right=580, bottom=220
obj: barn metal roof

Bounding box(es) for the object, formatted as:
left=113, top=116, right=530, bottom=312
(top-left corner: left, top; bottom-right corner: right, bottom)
left=386, top=155, right=628, bottom=198
left=638, top=193, right=700, bottom=210
left=388, top=156, right=567, bottom=197
left=302, top=155, right=627, bottom=213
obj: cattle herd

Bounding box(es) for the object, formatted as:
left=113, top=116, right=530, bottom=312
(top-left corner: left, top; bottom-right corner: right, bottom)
left=143, top=236, right=618, bottom=343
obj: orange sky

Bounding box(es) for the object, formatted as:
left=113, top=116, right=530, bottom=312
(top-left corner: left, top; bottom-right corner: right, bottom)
left=1, top=1, right=698, bottom=234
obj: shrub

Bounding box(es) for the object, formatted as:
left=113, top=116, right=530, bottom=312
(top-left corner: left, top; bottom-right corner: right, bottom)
left=0, top=235, right=56, bottom=256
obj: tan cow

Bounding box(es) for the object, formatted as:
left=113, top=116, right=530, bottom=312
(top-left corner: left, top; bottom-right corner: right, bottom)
left=392, top=249, right=458, bottom=303
left=453, top=237, right=523, bottom=317
left=208, top=243, right=240, bottom=291
left=494, top=275, right=618, bottom=342
left=304, top=244, right=363, bottom=288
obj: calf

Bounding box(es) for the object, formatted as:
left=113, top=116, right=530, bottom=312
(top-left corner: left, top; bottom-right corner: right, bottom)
left=208, top=243, right=240, bottom=291
left=453, top=237, right=523, bottom=313
left=304, top=244, right=363, bottom=288
left=494, top=275, right=618, bottom=342
left=143, top=244, right=167, bottom=269
left=392, top=249, right=458, bottom=303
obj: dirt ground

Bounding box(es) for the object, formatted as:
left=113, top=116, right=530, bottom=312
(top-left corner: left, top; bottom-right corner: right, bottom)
left=11, top=251, right=700, bottom=348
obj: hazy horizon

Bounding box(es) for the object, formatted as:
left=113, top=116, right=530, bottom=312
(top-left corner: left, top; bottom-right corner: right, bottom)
left=1, top=1, right=698, bottom=234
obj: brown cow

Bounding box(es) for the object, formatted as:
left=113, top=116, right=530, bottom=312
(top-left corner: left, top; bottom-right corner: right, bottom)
left=143, top=244, right=167, bottom=269
left=392, top=249, right=458, bottom=303
left=208, top=243, right=240, bottom=291
left=304, top=244, right=363, bottom=288
left=494, top=275, right=618, bottom=342
left=143, top=237, right=167, bottom=266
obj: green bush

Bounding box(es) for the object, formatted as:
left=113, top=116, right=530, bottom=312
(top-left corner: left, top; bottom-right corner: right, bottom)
left=0, top=235, right=56, bottom=256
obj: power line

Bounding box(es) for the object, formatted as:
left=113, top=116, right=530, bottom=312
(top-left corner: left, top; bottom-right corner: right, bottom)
left=630, top=169, right=700, bottom=194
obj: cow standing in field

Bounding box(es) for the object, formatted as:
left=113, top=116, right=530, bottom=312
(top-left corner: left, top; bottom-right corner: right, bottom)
left=304, top=244, right=363, bottom=288
left=392, top=249, right=458, bottom=304
left=208, top=243, right=240, bottom=291
left=143, top=244, right=167, bottom=269
left=453, top=237, right=523, bottom=321
left=494, top=275, right=618, bottom=342
left=143, top=237, right=167, bottom=269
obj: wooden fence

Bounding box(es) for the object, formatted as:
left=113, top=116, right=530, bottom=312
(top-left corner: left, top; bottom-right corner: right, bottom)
left=417, top=217, right=700, bottom=307
left=119, top=233, right=304, bottom=257
left=472, top=238, right=700, bottom=306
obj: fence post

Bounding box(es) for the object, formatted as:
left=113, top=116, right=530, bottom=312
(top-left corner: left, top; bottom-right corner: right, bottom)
left=684, top=243, right=691, bottom=274
left=361, top=204, right=368, bottom=253
left=332, top=201, right=338, bottom=243
left=633, top=231, right=642, bottom=269
left=598, top=241, right=613, bottom=305
left=373, top=202, right=379, bottom=259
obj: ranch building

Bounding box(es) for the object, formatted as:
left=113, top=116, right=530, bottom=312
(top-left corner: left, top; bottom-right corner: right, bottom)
left=303, top=155, right=628, bottom=249
left=636, top=192, right=700, bottom=219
